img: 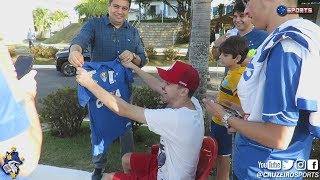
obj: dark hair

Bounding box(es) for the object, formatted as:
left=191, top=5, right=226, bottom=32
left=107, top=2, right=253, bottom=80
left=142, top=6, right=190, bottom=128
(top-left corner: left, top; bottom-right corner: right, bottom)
left=233, top=2, right=246, bottom=14
left=109, top=0, right=132, bottom=7
left=177, top=85, right=195, bottom=98
left=219, top=36, right=249, bottom=64
left=188, top=90, right=195, bottom=98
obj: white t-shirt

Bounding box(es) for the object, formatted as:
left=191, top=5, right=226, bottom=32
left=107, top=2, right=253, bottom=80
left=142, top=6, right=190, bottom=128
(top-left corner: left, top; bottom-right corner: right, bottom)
left=145, top=97, right=204, bottom=180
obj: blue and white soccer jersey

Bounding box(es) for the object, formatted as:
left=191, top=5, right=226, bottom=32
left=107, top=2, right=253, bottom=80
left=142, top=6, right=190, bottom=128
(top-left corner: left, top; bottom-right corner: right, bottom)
left=0, top=64, right=30, bottom=179
left=78, top=59, right=134, bottom=156
left=236, top=19, right=320, bottom=179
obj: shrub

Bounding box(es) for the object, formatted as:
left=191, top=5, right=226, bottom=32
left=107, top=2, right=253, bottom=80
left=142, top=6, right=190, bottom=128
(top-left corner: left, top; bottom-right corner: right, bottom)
left=145, top=46, right=157, bottom=60
left=7, top=46, right=16, bottom=57
left=132, top=85, right=166, bottom=109
left=30, top=45, right=58, bottom=59
left=131, top=85, right=167, bottom=134
left=38, top=87, right=88, bottom=137
left=134, top=126, right=160, bottom=145
left=163, top=46, right=179, bottom=61
left=176, top=29, right=190, bottom=44
left=40, top=46, right=58, bottom=59
left=30, top=46, right=41, bottom=57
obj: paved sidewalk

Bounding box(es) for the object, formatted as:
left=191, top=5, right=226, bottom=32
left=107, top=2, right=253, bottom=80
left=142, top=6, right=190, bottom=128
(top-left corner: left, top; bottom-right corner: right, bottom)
left=29, top=165, right=91, bottom=180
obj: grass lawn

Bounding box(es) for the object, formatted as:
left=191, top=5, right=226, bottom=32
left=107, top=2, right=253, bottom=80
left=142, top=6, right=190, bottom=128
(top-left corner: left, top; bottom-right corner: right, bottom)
left=40, top=122, right=160, bottom=172
left=34, top=57, right=55, bottom=65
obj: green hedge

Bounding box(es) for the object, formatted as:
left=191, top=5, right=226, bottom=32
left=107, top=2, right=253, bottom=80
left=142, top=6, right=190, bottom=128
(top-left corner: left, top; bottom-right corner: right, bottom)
left=30, top=45, right=58, bottom=59
left=39, top=87, right=88, bottom=137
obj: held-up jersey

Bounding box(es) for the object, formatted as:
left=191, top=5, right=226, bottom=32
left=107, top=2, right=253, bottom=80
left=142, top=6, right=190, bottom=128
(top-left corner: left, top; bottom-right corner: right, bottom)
left=236, top=19, right=320, bottom=179
left=78, top=59, right=134, bottom=155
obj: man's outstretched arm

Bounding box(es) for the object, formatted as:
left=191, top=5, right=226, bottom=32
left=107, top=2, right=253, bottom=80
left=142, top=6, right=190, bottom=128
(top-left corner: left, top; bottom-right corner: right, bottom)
left=76, top=67, right=147, bottom=124
left=122, top=62, right=164, bottom=96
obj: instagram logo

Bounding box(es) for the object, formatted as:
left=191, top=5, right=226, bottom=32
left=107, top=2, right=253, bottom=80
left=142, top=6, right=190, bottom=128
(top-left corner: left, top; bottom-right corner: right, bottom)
left=295, top=160, right=306, bottom=170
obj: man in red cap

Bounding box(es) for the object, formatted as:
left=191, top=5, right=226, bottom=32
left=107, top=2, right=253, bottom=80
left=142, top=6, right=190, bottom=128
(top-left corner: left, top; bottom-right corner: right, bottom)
left=76, top=60, right=204, bottom=180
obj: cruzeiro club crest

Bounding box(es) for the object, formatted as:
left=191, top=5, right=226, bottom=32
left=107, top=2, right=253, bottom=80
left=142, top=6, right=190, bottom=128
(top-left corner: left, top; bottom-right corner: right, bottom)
left=1, top=147, right=24, bottom=179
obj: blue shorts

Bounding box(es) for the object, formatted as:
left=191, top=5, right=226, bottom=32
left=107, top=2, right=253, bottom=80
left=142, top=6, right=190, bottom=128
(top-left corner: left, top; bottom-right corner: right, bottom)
left=210, top=121, right=232, bottom=156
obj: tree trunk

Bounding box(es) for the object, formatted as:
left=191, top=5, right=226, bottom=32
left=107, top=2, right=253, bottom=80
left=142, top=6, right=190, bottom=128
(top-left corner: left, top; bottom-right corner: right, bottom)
left=189, top=0, right=211, bottom=100
left=188, top=0, right=211, bottom=134
left=316, top=6, right=320, bottom=26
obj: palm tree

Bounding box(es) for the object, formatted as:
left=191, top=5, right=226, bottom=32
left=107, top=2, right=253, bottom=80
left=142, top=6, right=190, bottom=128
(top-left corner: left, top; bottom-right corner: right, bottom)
left=74, top=0, right=109, bottom=21
left=188, top=0, right=211, bottom=132
left=50, top=11, right=69, bottom=29
left=33, top=8, right=52, bottom=38
left=189, top=0, right=211, bottom=100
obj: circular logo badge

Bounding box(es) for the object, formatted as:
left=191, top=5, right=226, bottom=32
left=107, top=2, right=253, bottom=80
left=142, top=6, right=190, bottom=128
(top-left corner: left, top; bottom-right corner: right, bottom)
left=277, top=5, right=287, bottom=16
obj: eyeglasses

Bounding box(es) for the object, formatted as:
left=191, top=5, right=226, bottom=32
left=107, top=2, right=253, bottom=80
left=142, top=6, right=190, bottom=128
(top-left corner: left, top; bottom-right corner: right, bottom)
left=111, top=4, right=129, bottom=11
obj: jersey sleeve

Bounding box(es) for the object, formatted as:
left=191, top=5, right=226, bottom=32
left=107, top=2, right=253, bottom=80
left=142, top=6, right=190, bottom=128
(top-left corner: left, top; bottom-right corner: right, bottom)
left=262, top=39, right=302, bottom=126
left=0, top=71, right=30, bottom=141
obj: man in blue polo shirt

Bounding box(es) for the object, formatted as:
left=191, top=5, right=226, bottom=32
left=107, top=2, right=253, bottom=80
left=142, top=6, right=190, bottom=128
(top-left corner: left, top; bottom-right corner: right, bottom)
left=68, top=0, right=147, bottom=179
left=0, top=44, right=42, bottom=179
left=204, top=0, right=320, bottom=179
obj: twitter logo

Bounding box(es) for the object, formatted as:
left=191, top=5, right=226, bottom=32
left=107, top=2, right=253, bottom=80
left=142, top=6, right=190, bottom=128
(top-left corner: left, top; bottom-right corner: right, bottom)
left=282, top=160, right=294, bottom=170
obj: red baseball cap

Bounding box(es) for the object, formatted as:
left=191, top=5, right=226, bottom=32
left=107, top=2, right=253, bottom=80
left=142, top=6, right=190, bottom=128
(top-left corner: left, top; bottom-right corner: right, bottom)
left=157, top=61, right=200, bottom=91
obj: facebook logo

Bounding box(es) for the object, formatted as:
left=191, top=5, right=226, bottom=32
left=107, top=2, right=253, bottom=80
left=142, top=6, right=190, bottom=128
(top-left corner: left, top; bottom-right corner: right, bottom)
left=307, top=159, right=319, bottom=171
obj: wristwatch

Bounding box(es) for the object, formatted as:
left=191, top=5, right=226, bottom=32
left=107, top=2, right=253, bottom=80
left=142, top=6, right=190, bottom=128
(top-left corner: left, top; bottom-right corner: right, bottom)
left=132, top=52, right=137, bottom=59
left=222, top=113, right=232, bottom=128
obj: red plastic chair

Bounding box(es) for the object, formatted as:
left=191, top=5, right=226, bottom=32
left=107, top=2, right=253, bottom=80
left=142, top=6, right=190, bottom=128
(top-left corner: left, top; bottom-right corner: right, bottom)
left=150, top=136, right=218, bottom=180
left=196, top=136, right=218, bottom=180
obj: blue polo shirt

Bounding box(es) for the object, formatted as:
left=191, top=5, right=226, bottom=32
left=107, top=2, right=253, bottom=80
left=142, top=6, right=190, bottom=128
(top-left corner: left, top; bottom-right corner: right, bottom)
left=224, top=29, right=268, bottom=75
left=71, top=14, right=147, bottom=67
left=242, top=29, right=268, bottom=50
left=78, top=60, right=134, bottom=155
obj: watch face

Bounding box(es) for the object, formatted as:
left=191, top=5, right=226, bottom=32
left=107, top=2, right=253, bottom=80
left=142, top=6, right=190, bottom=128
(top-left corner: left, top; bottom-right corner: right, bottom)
left=221, top=104, right=243, bottom=118
left=222, top=113, right=232, bottom=128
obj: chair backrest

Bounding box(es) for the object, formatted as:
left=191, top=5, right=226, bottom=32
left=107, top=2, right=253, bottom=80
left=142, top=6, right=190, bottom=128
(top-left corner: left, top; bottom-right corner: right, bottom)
left=196, top=136, right=218, bottom=180
left=149, top=136, right=218, bottom=180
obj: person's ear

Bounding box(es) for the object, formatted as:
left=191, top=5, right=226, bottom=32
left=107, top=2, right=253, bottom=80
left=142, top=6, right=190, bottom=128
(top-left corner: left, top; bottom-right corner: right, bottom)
left=180, top=87, right=189, bottom=97
left=235, top=54, right=242, bottom=64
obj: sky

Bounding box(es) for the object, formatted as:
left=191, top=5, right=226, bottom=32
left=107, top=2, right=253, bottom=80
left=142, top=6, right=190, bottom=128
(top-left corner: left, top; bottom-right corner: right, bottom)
left=0, top=0, right=81, bottom=43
